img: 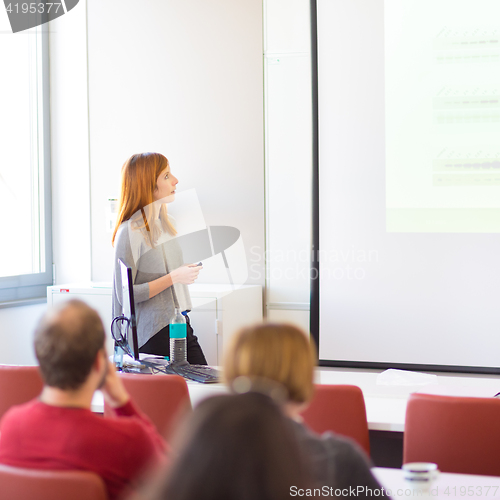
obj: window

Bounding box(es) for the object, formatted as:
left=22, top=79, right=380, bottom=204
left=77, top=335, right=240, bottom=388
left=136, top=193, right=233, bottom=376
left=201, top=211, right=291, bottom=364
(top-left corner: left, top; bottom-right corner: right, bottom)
left=0, top=24, right=52, bottom=303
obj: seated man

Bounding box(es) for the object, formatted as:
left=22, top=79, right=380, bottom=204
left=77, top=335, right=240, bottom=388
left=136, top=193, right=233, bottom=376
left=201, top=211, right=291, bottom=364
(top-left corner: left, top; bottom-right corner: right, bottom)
left=224, top=323, right=389, bottom=498
left=0, top=299, right=167, bottom=500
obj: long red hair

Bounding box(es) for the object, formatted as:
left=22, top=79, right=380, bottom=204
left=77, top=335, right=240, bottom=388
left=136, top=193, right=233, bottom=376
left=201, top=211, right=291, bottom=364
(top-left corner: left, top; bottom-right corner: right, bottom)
left=112, top=152, right=177, bottom=246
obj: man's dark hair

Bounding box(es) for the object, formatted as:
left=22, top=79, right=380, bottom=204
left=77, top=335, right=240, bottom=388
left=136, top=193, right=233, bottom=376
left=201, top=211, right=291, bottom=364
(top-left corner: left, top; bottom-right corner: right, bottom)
left=34, top=299, right=106, bottom=390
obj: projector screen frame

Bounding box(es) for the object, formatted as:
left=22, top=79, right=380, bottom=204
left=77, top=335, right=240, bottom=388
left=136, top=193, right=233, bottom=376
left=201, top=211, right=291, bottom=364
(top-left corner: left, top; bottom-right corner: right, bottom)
left=308, top=0, right=500, bottom=376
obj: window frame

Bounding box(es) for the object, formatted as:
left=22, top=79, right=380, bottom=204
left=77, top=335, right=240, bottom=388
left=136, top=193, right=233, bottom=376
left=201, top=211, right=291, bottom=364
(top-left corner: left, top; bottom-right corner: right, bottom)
left=0, top=24, right=52, bottom=305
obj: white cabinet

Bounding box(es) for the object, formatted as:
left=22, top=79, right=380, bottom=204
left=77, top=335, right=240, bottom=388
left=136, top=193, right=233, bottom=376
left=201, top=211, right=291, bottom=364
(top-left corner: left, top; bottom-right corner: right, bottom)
left=47, top=284, right=116, bottom=356
left=47, top=283, right=262, bottom=366
left=189, top=285, right=263, bottom=365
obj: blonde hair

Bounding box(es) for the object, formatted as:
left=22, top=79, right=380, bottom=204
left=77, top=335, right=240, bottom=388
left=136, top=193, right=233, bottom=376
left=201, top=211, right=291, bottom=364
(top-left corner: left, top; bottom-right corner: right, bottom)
left=112, top=152, right=177, bottom=247
left=224, top=323, right=317, bottom=404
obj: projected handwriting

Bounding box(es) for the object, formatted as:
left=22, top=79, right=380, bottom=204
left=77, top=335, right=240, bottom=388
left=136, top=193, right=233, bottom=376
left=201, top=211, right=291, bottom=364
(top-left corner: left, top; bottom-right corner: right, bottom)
left=434, top=26, right=500, bottom=65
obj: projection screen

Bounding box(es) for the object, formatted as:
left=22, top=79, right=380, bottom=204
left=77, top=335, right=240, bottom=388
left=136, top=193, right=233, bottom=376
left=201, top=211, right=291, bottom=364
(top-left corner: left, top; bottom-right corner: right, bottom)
left=313, top=0, right=500, bottom=372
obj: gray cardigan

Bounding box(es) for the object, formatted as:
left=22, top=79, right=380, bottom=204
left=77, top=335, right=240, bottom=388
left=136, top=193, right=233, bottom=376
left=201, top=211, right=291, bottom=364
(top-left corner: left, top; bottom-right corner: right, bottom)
left=291, top=420, right=389, bottom=497
left=112, top=219, right=192, bottom=348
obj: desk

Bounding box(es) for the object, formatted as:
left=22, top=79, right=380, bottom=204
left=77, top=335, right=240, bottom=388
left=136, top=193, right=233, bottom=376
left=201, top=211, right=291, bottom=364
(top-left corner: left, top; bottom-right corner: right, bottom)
left=92, top=366, right=500, bottom=432
left=92, top=366, right=500, bottom=433
left=373, top=467, right=500, bottom=499
left=91, top=366, right=500, bottom=468
left=91, top=377, right=228, bottom=413
left=317, top=367, right=500, bottom=432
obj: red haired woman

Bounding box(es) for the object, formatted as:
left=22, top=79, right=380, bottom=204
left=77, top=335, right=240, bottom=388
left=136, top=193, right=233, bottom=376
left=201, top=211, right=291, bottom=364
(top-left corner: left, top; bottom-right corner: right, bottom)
left=111, top=152, right=207, bottom=364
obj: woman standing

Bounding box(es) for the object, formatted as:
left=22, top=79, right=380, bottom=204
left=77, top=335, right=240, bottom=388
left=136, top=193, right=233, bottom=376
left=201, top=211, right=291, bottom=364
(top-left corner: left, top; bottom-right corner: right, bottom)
left=111, top=152, right=207, bottom=364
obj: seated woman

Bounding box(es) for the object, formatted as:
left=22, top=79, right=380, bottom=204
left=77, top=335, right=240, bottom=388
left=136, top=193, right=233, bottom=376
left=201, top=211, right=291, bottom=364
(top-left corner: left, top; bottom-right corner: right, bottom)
left=224, top=323, right=388, bottom=497
left=137, top=392, right=312, bottom=500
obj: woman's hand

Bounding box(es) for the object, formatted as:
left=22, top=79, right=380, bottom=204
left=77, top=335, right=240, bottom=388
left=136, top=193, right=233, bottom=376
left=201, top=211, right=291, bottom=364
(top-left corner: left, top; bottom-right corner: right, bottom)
left=148, top=263, right=202, bottom=298
left=170, top=263, right=203, bottom=285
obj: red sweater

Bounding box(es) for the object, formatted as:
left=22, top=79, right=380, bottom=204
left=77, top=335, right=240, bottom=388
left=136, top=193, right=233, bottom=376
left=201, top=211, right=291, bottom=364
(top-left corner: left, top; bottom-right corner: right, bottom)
left=0, top=399, right=167, bottom=499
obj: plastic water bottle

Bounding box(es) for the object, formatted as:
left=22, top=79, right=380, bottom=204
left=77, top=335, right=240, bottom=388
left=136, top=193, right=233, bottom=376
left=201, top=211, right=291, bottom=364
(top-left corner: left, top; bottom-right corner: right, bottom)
left=114, top=344, right=124, bottom=370
left=170, top=308, right=187, bottom=364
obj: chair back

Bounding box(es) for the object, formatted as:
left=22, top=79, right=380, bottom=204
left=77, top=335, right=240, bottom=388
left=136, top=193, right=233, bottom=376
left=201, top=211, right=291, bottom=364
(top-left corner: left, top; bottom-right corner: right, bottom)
left=300, top=384, right=370, bottom=455
left=0, top=365, right=44, bottom=421
left=0, top=464, right=108, bottom=500
left=104, top=373, right=191, bottom=438
left=404, top=393, right=500, bottom=476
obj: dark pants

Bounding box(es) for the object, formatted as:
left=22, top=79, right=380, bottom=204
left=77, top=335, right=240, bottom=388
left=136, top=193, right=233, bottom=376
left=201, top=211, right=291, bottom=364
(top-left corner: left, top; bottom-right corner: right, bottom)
left=139, top=314, right=208, bottom=365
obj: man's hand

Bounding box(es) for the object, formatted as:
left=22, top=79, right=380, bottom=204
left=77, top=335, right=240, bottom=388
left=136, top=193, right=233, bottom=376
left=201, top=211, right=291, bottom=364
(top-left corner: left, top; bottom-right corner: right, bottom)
left=101, top=361, right=130, bottom=409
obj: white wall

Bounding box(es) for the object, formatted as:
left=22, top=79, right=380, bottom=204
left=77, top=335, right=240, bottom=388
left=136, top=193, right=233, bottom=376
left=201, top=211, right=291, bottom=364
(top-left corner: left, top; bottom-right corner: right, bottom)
left=0, top=303, right=44, bottom=365
left=264, top=0, right=312, bottom=332
left=0, top=0, right=265, bottom=364
left=1, top=0, right=314, bottom=364
left=50, top=0, right=92, bottom=284
left=86, top=0, right=265, bottom=285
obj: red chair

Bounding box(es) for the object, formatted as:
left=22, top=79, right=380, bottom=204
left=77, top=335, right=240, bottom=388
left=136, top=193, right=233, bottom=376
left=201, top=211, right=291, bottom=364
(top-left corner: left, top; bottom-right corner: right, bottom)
left=404, top=393, right=500, bottom=476
left=300, top=384, right=370, bottom=456
left=0, top=365, right=44, bottom=421
left=104, top=373, right=191, bottom=439
left=0, top=464, right=108, bottom=500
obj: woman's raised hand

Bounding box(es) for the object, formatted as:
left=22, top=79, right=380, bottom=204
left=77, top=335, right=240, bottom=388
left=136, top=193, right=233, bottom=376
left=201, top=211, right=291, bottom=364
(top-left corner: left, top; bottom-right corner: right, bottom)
left=170, top=263, right=202, bottom=285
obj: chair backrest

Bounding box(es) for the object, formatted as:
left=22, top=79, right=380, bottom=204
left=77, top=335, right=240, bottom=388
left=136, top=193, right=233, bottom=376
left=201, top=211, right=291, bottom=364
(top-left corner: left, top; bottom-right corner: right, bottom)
left=0, top=365, right=44, bottom=421
left=0, top=464, right=108, bottom=500
left=104, top=373, right=191, bottom=438
left=300, top=384, right=370, bottom=456
left=404, top=393, right=500, bottom=476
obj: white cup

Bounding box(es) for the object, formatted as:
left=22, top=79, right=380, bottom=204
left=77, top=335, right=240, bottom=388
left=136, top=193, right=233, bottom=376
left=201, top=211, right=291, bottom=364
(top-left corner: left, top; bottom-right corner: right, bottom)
left=402, top=462, right=439, bottom=484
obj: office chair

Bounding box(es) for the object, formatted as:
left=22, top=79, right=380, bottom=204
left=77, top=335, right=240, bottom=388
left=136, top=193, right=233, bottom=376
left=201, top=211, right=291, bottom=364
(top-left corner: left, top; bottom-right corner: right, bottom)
left=0, top=365, right=44, bottom=421
left=300, top=384, right=370, bottom=456
left=404, top=393, right=500, bottom=476
left=0, top=464, right=108, bottom=500
left=104, top=373, right=191, bottom=439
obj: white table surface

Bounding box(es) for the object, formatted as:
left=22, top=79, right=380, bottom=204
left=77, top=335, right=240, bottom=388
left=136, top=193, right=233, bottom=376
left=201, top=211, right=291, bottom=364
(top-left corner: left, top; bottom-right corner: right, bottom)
left=92, top=366, right=500, bottom=433
left=316, top=367, right=500, bottom=432
left=373, top=467, right=500, bottom=499
left=91, top=377, right=228, bottom=413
